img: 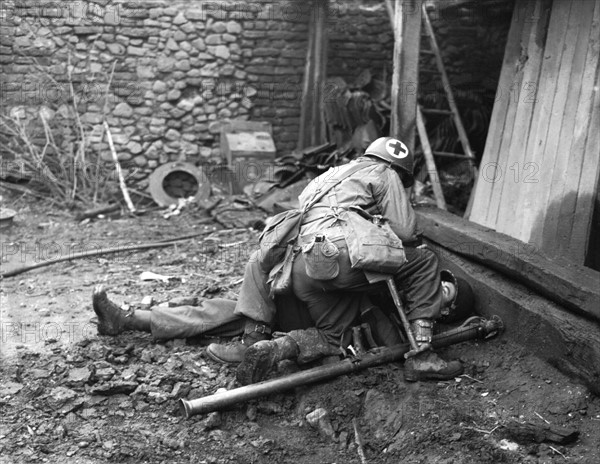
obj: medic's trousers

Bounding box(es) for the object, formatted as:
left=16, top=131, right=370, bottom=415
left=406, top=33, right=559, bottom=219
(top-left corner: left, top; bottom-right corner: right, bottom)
left=237, top=242, right=442, bottom=362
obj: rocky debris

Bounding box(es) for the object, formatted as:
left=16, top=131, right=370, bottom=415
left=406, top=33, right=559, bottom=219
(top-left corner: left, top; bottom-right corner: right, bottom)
left=66, top=367, right=91, bottom=386
left=363, top=388, right=406, bottom=441
left=46, top=386, right=78, bottom=409
left=201, top=411, right=222, bottom=430
left=1, top=206, right=599, bottom=463
left=1, top=381, right=24, bottom=397
left=2, top=310, right=600, bottom=464
left=306, top=408, right=335, bottom=439
left=140, top=295, right=154, bottom=309
left=503, top=420, right=580, bottom=445
left=88, top=380, right=139, bottom=396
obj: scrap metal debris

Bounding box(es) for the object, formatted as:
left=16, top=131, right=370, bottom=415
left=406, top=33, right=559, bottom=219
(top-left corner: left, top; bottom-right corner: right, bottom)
left=162, top=197, right=196, bottom=219
left=139, top=271, right=177, bottom=284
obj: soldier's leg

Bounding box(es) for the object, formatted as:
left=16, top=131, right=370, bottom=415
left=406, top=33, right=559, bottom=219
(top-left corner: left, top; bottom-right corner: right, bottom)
left=92, top=286, right=245, bottom=338
left=392, top=246, right=443, bottom=321
left=236, top=240, right=373, bottom=385
left=206, top=251, right=276, bottom=363
left=392, top=247, right=463, bottom=381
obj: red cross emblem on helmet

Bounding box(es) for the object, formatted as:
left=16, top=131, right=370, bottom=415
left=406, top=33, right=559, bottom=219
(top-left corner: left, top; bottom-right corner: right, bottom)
left=385, top=139, right=409, bottom=159
left=363, top=137, right=415, bottom=186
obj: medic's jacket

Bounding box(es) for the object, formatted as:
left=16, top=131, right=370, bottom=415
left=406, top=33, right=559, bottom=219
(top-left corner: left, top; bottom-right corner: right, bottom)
left=297, top=157, right=417, bottom=243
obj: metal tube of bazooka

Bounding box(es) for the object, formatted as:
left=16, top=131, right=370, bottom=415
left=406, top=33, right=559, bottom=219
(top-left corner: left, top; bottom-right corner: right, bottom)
left=180, top=316, right=503, bottom=418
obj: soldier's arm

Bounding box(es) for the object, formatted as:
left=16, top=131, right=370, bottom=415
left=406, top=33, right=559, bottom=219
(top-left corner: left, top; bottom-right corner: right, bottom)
left=373, top=168, right=417, bottom=242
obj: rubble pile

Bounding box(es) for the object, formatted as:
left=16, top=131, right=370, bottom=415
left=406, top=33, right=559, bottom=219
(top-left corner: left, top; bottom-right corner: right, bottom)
left=2, top=331, right=597, bottom=463
left=0, top=333, right=364, bottom=463
left=1, top=189, right=599, bottom=464
left=0, top=336, right=241, bottom=462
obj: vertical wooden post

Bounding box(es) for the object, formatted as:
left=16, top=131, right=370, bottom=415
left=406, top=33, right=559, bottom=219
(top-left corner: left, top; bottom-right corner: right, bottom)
left=298, top=0, right=328, bottom=150
left=416, top=107, right=447, bottom=210
left=390, top=0, right=404, bottom=140
left=390, top=0, right=423, bottom=155
left=311, top=0, right=328, bottom=145
left=298, top=29, right=315, bottom=151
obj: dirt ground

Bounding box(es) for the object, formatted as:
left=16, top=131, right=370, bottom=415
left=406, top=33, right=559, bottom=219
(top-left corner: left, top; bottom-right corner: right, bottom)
left=1, top=192, right=599, bottom=464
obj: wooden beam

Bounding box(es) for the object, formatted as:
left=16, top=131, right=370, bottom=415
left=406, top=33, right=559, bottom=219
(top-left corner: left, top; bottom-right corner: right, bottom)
left=426, top=242, right=600, bottom=396
left=416, top=107, right=446, bottom=210
left=389, top=0, right=422, bottom=154
left=311, top=0, right=328, bottom=146
left=298, top=26, right=315, bottom=151
left=384, top=0, right=394, bottom=28
left=298, top=0, right=328, bottom=150
left=416, top=207, right=600, bottom=322
left=390, top=0, right=404, bottom=139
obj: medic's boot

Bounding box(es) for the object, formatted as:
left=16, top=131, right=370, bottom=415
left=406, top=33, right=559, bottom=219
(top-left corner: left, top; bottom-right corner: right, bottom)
left=404, top=319, right=463, bottom=382
left=92, top=285, right=131, bottom=335
left=205, top=321, right=271, bottom=364
left=236, top=336, right=299, bottom=385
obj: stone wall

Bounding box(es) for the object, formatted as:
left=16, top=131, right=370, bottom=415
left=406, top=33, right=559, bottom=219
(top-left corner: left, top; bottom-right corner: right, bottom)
left=0, top=0, right=396, bottom=186
left=327, top=1, right=393, bottom=82
left=0, top=0, right=511, bottom=187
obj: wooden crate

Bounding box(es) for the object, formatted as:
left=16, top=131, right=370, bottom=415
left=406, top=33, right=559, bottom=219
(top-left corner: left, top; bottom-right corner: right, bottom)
left=220, top=120, right=276, bottom=187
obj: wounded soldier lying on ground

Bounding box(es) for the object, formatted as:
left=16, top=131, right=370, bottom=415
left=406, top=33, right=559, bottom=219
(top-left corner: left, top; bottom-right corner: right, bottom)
left=92, top=269, right=470, bottom=382
left=92, top=137, right=474, bottom=386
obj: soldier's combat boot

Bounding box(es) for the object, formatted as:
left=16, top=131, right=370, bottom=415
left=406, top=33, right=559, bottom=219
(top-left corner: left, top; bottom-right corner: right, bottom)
left=92, top=285, right=132, bottom=335
left=236, top=336, right=299, bottom=385
left=205, top=321, right=271, bottom=364
left=404, top=318, right=463, bottom=382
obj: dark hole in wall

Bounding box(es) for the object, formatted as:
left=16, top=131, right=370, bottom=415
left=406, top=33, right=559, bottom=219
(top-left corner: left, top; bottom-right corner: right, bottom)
left=530, top=190, right=600, bottom=272
left=162, top=171, right=199, bottom=199
left=585, top=179, right=600, bottom=272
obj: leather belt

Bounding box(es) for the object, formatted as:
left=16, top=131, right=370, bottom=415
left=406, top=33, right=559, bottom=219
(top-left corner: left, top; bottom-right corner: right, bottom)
left=299, top=226, right=345, bottom=244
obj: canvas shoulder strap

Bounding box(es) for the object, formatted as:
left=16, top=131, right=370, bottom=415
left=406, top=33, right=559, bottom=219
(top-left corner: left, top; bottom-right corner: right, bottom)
left=302, top=161, right=366, bottom=212
left=286, top=161, right=367, bottom=243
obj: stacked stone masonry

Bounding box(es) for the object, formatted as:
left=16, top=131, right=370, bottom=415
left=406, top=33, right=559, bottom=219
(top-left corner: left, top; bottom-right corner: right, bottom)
left=0, top=0, right=395, bottom=185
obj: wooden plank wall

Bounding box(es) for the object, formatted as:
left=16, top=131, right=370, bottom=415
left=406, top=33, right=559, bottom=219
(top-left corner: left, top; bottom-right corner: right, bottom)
left=469, top=0, right=600, bottom=265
